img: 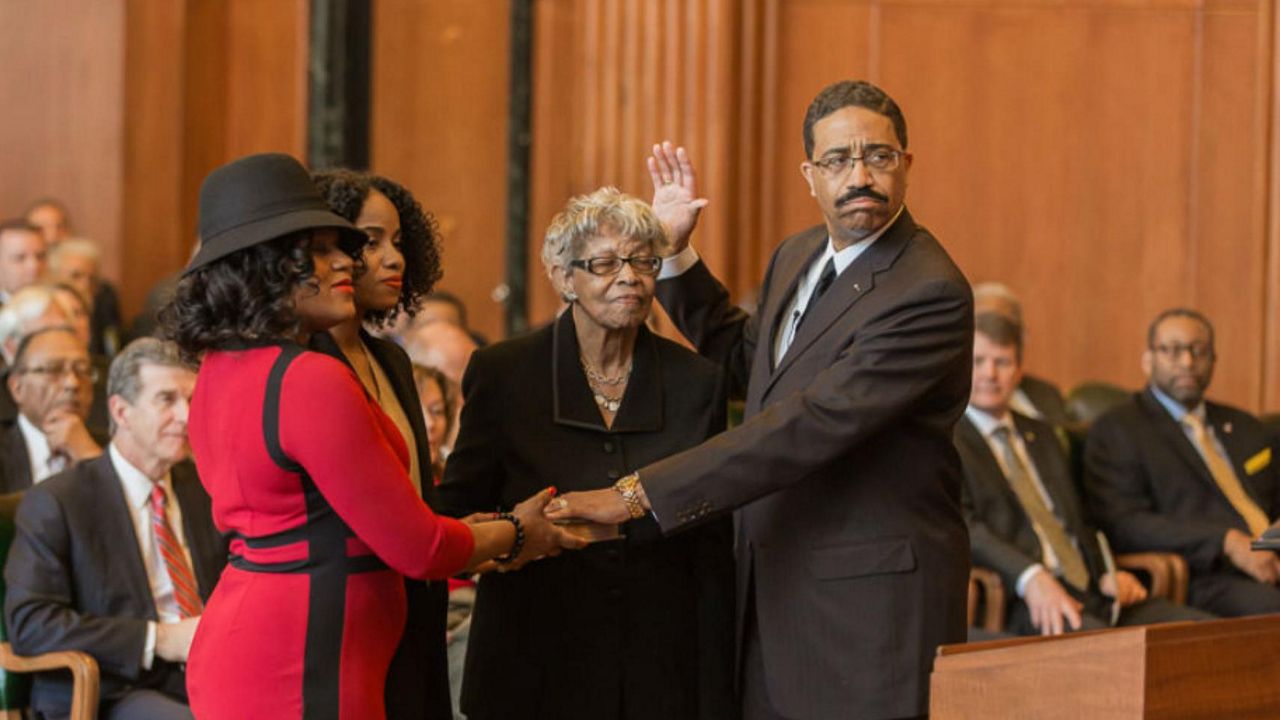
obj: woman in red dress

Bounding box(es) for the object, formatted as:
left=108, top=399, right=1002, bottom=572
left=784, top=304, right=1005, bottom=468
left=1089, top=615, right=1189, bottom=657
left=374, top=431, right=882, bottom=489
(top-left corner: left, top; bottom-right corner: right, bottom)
left=165, top=153, right=581, bottom=720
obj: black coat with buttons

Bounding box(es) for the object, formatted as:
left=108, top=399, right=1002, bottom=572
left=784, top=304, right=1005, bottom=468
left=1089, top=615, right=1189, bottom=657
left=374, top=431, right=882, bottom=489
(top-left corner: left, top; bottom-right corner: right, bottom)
left=437, top=310, right=736, bottom=720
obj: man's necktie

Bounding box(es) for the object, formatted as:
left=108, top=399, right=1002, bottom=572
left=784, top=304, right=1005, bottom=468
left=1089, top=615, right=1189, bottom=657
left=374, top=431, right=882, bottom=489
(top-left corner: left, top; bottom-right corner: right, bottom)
left=46, top=450, right=69, bottom=477
left=1183, top=414, right=1269, bottom=537
left=796, top=258, right=837, bottom=332
left=991, top=426, right=1090, bottom=591
left=151, top=485, right=203, bottom=618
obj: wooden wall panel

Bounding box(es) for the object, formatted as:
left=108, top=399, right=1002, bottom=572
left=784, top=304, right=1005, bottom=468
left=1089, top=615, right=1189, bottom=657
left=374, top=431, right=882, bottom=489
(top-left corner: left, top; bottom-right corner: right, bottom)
left=122, top=0, right=189, bottom=318
left=523, top=0, right=1277, bottom=412
left=371, top=0, right=512, bottom=342
left=0, top=0, right=125, bottom=277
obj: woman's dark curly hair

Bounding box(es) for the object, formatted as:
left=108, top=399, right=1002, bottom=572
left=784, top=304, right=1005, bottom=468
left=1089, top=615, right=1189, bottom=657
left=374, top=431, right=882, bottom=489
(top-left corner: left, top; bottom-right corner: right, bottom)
left=311, top=169, right=443, bottom=327
left=160, top=230, right=351, bottom=362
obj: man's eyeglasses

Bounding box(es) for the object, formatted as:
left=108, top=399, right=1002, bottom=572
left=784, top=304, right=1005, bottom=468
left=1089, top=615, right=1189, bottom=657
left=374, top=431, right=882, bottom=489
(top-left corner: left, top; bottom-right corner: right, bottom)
left=15, top=361, right=98, bottom=382
left=1152, top=343, right=1214, bottom=362
left=569, top=256, right=663, bottom=277
left=812, top=146, right=904, bottom=176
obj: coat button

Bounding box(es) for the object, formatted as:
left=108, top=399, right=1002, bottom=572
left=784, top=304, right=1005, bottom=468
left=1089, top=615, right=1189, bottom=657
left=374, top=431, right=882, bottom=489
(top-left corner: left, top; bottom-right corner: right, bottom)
left=603, top=441, right=615, bottom=453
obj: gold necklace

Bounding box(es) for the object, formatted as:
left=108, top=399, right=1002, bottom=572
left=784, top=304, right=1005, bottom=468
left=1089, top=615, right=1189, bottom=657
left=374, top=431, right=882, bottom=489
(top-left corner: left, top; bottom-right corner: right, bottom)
left=580, top=356, right=631, bottom=386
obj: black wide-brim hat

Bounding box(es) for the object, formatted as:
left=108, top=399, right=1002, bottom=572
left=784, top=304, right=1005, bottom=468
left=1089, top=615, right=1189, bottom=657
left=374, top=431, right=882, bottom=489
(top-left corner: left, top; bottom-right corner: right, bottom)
left=185, top=153, right=363, bottom=274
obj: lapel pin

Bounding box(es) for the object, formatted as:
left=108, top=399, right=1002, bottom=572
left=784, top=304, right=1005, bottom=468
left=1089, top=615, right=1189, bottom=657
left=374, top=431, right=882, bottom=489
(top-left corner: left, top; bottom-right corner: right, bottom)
left=1025, top=430, right=1036, bottom=443
left=1224, top=422, right=1233, bottom=434
left=853, top=283, right=861, bottom=292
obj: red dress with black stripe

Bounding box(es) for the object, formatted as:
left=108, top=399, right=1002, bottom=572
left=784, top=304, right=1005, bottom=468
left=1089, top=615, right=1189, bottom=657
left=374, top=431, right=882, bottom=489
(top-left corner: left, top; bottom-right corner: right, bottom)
left=185, top=344, right=474, bottom=719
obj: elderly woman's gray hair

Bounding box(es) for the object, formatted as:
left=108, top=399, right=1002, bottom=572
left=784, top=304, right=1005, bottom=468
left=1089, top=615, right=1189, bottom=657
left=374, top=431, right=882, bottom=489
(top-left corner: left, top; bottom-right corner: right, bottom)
left=540, top=187, right=671, bottom=279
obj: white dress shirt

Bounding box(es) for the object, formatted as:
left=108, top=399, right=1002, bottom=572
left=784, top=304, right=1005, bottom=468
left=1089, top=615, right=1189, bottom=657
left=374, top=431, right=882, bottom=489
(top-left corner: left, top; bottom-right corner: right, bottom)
left=16, top=414, right=62, bottom=483
left=110, top=443, right=192, bottom=669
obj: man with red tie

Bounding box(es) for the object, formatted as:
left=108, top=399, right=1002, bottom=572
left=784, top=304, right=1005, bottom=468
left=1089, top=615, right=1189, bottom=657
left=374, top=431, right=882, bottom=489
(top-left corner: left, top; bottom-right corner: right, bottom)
left=5, top=337, right=225, bottom=720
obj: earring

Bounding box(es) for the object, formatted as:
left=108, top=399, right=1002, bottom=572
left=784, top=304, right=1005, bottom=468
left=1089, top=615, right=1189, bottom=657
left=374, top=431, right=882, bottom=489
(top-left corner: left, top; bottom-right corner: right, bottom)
left=564, top=292, right=578, bottom=303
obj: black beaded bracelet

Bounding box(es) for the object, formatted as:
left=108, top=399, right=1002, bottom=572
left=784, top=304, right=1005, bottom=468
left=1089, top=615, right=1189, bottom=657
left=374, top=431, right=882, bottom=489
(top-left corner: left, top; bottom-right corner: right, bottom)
left=492, top=512, right=525, bottom=564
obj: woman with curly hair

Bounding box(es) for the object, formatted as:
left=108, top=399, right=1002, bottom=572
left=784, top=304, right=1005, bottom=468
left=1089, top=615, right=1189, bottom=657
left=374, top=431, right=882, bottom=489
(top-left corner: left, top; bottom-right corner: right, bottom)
left=166, top=153, right=582, bottom=720
left=310, top=168, right=453, bottom=720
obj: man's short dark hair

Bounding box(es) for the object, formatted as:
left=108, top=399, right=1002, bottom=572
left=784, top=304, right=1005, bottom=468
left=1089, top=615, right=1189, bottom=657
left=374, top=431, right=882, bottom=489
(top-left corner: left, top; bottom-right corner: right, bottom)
left=1147, top=308, right=1215, bottom=350
left=974, top=312, right=1023, bottom=361
left=803, top=80, right=908, bottom=158
left=0, top=218, right=41, bottom=236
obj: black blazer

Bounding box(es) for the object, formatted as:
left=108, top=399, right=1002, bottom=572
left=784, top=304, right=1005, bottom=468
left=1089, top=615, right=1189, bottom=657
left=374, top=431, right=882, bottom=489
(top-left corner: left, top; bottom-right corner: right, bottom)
left=643, top=210, right=973, bottom=719
left=956, top=413, right=1110, bottom=618
left=4, top=454, right=225, bottom=718
left=437, top=311, right=735, bottom=720
left=0, top=416, right=32, bottom=494
left=1020, top=373, right=1069, bottom=428
left=311, top=329, right=452, bottom=720
left=1084, top=389, right=1280, bottom=574
left=0, top=414, right=110, bottom=495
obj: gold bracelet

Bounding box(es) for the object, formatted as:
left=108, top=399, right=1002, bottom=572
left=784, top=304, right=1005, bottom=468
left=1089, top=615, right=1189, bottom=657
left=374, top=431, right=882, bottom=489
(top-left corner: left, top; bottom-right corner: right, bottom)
left=613, top=472, right=647, bottom=519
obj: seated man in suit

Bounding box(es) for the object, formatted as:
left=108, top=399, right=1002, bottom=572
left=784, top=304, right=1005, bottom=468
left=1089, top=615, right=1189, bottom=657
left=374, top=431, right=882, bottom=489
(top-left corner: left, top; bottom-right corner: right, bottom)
left=0, top=326, right=104, bottom=492
left=973, top=281, right=1069, bottom=426
left=959, top=312, right=1212, bottom=635
left=4, top=337, right=225, bottom=720
left=1086, top=308, right=1280, bottom=617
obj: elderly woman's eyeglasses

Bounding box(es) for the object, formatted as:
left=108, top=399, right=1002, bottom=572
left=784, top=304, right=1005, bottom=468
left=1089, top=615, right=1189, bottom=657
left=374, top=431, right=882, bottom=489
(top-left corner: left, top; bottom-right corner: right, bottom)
left=569, top=256, right=664, bottom=277
left=812, top=146, right=904, bottom=176
left=14, top=361, right=99, bottom=382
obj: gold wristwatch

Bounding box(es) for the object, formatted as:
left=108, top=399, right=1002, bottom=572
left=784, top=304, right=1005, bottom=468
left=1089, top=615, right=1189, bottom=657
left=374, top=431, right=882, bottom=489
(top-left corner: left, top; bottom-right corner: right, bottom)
left=613, top=472, right=647, bottom=519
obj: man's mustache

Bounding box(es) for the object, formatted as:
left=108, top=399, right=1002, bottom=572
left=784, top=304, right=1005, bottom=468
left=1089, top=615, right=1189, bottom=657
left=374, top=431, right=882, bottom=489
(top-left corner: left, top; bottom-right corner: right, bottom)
left=837, top=187, right=889, bottom=207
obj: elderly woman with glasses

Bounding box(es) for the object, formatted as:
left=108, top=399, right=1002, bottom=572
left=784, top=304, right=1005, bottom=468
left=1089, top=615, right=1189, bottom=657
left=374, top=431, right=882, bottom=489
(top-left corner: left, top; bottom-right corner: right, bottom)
left=437, top=186, right=736, bottom=720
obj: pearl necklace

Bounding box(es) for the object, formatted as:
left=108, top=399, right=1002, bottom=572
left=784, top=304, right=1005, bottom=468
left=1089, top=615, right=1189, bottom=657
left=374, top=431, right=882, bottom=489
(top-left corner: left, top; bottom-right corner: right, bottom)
left=581, top=357, right=631, bottom=412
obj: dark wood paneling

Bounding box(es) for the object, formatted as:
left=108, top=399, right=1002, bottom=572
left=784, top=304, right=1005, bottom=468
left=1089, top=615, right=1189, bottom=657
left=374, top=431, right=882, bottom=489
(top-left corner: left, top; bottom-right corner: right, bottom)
left=123, top=0, right=189, bottom=319
left=521, top=0, right=1275, bottom=412
left=371, top=0, right=511, bottom=342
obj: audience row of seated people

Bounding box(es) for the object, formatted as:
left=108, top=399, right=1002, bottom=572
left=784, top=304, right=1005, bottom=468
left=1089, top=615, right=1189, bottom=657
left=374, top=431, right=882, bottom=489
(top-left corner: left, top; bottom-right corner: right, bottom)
left=965, top=283, right=1280, bottom=637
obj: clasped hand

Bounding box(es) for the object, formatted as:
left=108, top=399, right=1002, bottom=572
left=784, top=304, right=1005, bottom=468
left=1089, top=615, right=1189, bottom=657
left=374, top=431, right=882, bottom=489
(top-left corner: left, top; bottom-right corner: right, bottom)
left=463, top=488, right=589, bottom=573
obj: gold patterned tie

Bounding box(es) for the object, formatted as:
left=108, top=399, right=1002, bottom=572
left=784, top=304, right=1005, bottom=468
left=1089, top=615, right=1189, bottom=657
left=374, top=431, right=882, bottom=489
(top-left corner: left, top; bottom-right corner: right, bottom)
left=1182, top=414, right=1269, bottom=537
left=991, top=426, right=1091, bottom=591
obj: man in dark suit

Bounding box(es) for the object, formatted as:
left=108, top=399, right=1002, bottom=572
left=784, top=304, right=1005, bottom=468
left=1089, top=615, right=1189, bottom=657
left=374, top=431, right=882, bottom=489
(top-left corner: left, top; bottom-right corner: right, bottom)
left=549, top=80, right=972, bottom=720
left=0, top=325, right=105, bottom=493
left=4, top=338, right=225, bottom=719
left=1085, top=308, right=1280, bottom=617
left=959, top=313, right=1211, bottom=635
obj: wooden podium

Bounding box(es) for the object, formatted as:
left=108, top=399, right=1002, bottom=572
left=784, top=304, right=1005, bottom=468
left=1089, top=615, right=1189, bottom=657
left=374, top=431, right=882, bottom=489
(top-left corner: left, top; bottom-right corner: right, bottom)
left=931, top=615, right=1280, bottom=718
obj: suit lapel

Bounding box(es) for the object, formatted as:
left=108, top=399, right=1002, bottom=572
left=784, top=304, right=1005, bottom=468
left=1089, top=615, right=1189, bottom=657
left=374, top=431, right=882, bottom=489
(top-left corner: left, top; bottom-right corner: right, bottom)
left=171, top=461, right=223, bottom=598
left=1206, top=403, right=1268, bottom=509
left=1015, top=415, right=1077, bottom=526
left=957, top=416, right=1035, bottom=521
left=90, top=455, right=158, bottom=620
left=1137, top=390, right=1218, bottom=491
left=551, top=311, right=662, bottom=433
left=765, top=210, right=916, bottom=393
left=2, top=420, right=32, bottom=492
left=762, top=230, right=826, bottom=368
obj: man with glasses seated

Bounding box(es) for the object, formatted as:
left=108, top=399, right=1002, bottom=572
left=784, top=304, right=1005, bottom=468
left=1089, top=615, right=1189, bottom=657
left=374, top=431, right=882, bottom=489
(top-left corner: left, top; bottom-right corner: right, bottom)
left=0, top=326, right=104, bottom=492
left=1085, top=308, right=1280, bottom=617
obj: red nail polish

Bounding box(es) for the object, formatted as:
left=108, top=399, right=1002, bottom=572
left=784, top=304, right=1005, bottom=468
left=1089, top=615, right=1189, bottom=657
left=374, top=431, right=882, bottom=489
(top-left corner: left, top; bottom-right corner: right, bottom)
left=548, top=486, right=558, bottom=497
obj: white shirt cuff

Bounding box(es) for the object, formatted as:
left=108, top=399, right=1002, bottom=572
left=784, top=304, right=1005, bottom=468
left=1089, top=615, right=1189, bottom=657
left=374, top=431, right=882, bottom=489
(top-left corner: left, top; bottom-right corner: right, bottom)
left=1015, top=564, right=1047, bottom=598
left=143, top=620, right=157, bottom=670
left=657, top=246, right=700, bottom=280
